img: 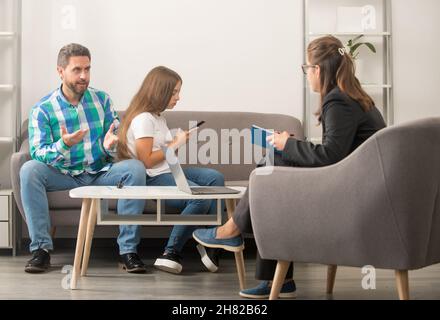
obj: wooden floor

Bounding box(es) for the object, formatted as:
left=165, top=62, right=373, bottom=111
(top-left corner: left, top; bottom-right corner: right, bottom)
left=1, top=240, right=440, bottom=300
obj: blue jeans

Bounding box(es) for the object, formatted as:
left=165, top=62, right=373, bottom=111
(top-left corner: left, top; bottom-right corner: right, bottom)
left=146, top=167, right=225, bottom=254
left=20, top=159, right=146, bottom=254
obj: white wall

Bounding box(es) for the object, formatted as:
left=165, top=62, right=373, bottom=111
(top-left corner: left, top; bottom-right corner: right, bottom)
left=21, top=0, right=440, bottom=132
left=391, top=0, right=440, bottom=124
left=21, top=0, right=304, bottom=120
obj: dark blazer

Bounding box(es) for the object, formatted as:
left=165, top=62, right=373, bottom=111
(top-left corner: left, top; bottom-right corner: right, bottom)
left=282, top=87, right=386, bottom=167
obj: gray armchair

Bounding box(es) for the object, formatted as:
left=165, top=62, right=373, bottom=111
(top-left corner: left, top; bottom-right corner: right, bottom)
left=249, top=118, right=440, bottom=300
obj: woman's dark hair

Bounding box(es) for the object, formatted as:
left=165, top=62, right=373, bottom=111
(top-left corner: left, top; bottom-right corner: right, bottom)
left=308, top=36, right=375, bottom=122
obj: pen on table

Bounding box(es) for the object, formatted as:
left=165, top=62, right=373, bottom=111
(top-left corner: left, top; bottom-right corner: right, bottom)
left=117, top=180, right=124, bottom=189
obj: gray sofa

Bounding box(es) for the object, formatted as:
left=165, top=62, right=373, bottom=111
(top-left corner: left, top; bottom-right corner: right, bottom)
left=11, top=111, right=303, bottom=231
left=249, top=117, right=440, bottom=300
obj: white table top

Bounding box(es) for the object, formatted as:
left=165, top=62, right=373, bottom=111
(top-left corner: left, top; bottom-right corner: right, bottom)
left=69, top=186, right=246, bottom=200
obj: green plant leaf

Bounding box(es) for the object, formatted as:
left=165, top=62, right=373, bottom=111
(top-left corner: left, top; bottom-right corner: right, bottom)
left=350, top=42, right=364, bottom=53
left=352, top=35, right=364, bottom=43
left=364, top=42, right=377, bottom=53
left=341, top=35, right=376, bottom=59
left=350, top=42, right=377, bottom=57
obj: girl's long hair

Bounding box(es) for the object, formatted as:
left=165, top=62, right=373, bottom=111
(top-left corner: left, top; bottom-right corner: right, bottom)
left=308, top=36, right=375, bottom=122
left=117, top=66, right=182, bottom=160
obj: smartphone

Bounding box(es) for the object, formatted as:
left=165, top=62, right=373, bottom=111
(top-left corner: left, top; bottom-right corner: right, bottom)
left=189, top=121, right=206, bottom=131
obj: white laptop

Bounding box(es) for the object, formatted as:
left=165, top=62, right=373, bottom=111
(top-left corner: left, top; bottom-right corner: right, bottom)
left=161, top=146, right=240, bottom=195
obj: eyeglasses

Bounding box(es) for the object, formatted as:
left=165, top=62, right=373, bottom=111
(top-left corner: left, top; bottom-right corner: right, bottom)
left=301, top=64, right=317, bottom=75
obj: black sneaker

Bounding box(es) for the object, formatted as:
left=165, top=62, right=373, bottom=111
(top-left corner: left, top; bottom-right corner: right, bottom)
left=197, top=244, right=221, bottom=273
left=119, top=253, right=147, bottom=273
left=24, top=249, right=51, bottom=273
left=154, top=250, right=183, bottom=274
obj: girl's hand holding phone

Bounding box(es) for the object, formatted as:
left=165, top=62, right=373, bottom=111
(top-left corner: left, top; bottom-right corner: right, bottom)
left=169, top=121, right=205, bottom=150
left=169, top=128, right=189, bottom=150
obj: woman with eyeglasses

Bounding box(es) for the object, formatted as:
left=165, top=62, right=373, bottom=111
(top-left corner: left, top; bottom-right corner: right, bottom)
left=193, top=35, right=386, bottom=299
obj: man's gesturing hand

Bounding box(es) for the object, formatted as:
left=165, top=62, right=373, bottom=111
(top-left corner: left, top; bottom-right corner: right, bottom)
left=61, top=126, right=88, bottom=147
left=104, top=122, right=119, bottom=150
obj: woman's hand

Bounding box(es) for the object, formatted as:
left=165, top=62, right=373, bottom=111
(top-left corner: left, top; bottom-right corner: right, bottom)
left=267, top=131, right=291, bottom=151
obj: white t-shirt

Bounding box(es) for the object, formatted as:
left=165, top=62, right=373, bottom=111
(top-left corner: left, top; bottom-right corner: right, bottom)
left=126, top=112, right=173, bottom=177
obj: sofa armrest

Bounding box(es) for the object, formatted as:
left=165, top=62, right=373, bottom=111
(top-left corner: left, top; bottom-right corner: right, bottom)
left=10, top=142, right=31, bottom=222
left=248, top=142, right=416, bottom=269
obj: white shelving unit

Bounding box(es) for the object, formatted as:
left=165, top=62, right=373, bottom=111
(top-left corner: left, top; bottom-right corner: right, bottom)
left=0, top=0, right=21, bottom=255
left=0, top=84, right=15, bottom=90
left=0, top=137, right=14, bottom=143
left=303, top=0, right=393, bottom=141
left=0, top=189, right=16, bottom=255
left=0, top=0, right=21, bottom=181
left=309, top=32, right=391, bottom=36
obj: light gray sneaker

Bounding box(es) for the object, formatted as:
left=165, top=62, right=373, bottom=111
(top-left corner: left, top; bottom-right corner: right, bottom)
left=154, top=251, right=182, bottom=274
left=196, top=244, right=220, bottom=273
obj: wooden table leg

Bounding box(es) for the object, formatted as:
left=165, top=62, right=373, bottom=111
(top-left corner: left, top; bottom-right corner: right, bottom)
left=81, top=199, right=98, bottom=276
left=70, top=198, right=91, bottom=290
left=225, top=199, right=246, bottom=291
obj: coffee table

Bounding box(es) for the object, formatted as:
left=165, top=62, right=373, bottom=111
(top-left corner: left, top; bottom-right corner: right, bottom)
left=68, top=186, right=247, bottom=291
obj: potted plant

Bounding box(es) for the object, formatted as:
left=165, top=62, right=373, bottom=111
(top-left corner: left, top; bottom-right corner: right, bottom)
left=345, top=35, right=376, bottom=82
left=346, top=35, right=376, bottom=59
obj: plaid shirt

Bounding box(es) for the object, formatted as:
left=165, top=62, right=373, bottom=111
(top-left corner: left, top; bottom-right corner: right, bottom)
left=29, top=86, right=120, bottom=175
